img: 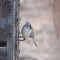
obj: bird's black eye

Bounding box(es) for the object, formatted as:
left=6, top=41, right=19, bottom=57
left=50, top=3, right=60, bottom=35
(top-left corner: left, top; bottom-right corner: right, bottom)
left=27, top=25, right=32, bottom=29
left=27, top=26, right=29, bottom=27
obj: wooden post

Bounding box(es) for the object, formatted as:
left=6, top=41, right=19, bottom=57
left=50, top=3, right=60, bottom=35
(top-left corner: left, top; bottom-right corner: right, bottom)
left=7, top=0, right=17, bottom=60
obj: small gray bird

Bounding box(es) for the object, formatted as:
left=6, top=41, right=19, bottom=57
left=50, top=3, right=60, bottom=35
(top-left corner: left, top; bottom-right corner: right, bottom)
left=21, top=21, right=37, bottom=47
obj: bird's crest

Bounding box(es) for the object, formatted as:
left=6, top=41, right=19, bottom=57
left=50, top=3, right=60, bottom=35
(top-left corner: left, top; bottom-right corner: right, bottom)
left=26, top=21, right=31, bottom=25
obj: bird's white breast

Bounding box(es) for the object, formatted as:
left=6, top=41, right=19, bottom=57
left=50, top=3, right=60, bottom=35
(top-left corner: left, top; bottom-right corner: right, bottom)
left=22, top=27, right=32, bottom=38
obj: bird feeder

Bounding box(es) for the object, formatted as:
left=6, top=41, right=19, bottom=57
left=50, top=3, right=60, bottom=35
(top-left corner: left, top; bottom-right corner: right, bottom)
left=0, top=0, right=22, bottom=60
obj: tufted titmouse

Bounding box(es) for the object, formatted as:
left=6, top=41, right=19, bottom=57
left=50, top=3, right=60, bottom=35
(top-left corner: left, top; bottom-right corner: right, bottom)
left=21, top=21, right=37, bottom=47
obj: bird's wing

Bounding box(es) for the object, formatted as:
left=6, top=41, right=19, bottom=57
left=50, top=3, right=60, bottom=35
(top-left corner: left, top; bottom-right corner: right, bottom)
left=30, top=30, right=37, bottom=47
left=30, top=30, right=34, bottom=38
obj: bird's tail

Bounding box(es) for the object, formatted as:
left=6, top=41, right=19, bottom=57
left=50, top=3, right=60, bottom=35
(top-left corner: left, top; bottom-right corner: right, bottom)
left=32, top=38, right=37, bottom=47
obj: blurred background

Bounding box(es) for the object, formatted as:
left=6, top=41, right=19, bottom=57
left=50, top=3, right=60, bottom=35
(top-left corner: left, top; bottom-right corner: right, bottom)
left=19, top=0, right=60, bottom=60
